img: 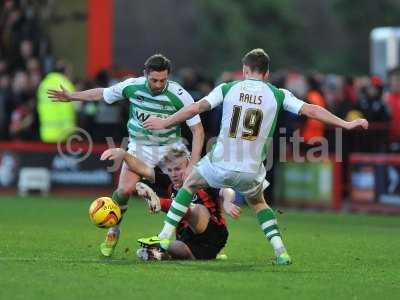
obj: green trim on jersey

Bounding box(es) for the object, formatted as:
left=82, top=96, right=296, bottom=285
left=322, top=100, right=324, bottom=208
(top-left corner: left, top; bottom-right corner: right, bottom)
left=222, top=81, right=240, bottom=98
left=120, top=80, right=187, bottom=146
left=122, top=84, right=147, bottom=98
left=267, top=83, right=285, bottom=106
left=133, top=93, right=174, bottom=107
left=128, top=123, right=177, bottom=138
left=164, top=90, right=184, bottom=111
left=261, top=83, right=285, bottom=161
left=133, top=102, right=175, bottom=115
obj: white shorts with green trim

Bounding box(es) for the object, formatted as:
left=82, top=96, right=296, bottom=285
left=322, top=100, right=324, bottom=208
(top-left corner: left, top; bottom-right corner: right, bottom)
left=195, top=155, right=269, bottom=198
left=127, top=140, right=188, bottom=169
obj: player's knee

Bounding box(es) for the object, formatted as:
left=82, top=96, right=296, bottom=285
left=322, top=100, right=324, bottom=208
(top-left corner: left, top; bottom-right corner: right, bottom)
left=246, top=192, right=267, bottom=211
left=188, top=204, right=210, bottom=234
left=168, top=241, right=195, bottom=260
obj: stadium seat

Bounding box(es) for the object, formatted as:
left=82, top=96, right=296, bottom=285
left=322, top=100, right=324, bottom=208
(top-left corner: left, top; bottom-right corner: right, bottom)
left=18, top=168, right=51, bottom=196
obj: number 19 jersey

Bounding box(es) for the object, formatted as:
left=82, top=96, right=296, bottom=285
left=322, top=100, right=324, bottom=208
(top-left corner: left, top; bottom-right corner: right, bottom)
left=204, top=79, right=305, bottom=173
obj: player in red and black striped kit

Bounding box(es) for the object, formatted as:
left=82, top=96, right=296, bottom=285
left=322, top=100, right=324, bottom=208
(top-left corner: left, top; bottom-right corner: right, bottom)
left=155, top=183, right=229, bottom=260
left=101, top=146, right=240, bottom=260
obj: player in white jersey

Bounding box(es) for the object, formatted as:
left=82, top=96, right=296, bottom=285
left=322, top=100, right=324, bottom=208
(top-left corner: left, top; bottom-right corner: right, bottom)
left=47, top=54, right=205, bottom=257
left=138, top=48, right=368, bottom=265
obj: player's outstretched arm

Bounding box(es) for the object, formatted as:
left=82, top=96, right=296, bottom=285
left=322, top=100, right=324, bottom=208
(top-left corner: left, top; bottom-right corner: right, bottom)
left=220, top=188, right=241, bottom=219
left=187, top=123, right=205, bottom=176
left=300, top=103, right=369, bottom=130
left=47, top=85, right=104, bottom=102
left=100, top=148, right=155, bottom=181
left=143, top=99, right=212, bottom=130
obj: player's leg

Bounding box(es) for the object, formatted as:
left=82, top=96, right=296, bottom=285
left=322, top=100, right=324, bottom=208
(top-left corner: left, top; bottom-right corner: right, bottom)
left=137, top=205, right=215, bottom=260
left=167, top=241, right=196, bottom=260
left=186, top=203, right=211, bottom=234
left=100, top=163, right=141, bottom=257
left=158, top=168, right=209, bottom=239
left=136, top=200, right=209, bottom=261
left=167, top=204, right=210, bottom=259
left=138, top=168, right=210, bottom=247
left=114, top=162, right=141, bottom=214
left=246, top=190, right=291, bottom=265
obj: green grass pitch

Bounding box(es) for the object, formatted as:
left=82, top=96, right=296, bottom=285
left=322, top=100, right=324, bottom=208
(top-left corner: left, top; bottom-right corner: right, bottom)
left=1, top=196, right=399, bottom=300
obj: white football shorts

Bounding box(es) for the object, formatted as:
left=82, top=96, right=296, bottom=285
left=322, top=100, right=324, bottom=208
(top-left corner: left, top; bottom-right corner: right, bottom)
left=195, top=154, right=269, bottom=198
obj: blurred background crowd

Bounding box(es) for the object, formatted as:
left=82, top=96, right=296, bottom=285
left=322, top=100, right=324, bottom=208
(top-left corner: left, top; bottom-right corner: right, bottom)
left=1, top=0, right=400, bottom=156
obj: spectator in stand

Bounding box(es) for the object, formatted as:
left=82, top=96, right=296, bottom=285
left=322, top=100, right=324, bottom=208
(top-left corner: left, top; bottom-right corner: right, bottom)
left=334, top=76, right=358, bottom=120
left=92, top=70, right=125, bottom=143
left=356, top=76, right=390, bottom=152
left=282, top=71, right=307, bottom=138
left=178, top=68, right=202, bottom=100
left=11, top=39, right=34, bottom=71
left=8, top=70, right=36, bottom=140
left=26, top=57, right=42, bottom=91
left=302, top=74, right=327, bottom=144
left=358, top=76, right=389, bottom=123
left=9, top=95, right=35, bottom=140
left=37, top=60, right=76, bottom=143
left=0, top=73, right=12, bottom=139
left=11, top=70, right=32, bottom=102
left=343, top=76, right=358, bottom=105
left=386, top=67, right=400, bottom=144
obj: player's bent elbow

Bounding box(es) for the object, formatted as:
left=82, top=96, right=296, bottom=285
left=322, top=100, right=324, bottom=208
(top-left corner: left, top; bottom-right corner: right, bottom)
left=198, top=99, right=212, bottom=113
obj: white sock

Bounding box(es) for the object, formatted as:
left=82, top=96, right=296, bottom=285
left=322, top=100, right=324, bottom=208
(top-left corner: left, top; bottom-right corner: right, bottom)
left=158, top=222, right=176, bottom=240
left=270, top=236, right=286, bottom=256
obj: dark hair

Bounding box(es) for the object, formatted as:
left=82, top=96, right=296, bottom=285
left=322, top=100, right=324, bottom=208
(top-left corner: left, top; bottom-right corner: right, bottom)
left=242, top=48, right=270, bottom=74
left=144, top=54, right=171, bottom=73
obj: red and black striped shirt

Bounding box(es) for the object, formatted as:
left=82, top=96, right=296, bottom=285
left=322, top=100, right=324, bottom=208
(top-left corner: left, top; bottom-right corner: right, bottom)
left=160, top=185, right=226, bottom=229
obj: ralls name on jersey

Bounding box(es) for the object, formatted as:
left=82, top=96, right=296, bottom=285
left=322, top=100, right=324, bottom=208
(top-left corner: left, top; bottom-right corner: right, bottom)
left=239, top=93, right=262, bottom=105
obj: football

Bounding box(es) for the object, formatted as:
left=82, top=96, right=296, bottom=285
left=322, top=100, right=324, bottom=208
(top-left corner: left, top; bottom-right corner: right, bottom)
left=88, top=197, right=121, bottom=228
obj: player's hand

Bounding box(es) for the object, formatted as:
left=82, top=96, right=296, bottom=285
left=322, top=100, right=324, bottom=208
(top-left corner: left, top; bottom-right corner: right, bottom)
left=136, top=182, right=161, bottom=214
left=345, top=119, right=369, bottom=130
left=143, top=117, right=168, bottom=130
left=100, top=148, right=126, bottom=161
left=47, top=85, right=72, bottom=102
left=223, top=201, right=241, bottom=219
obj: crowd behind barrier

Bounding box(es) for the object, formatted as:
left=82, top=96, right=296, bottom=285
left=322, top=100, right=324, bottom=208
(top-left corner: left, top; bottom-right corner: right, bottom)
left=1, top=1, right=400, bottom=150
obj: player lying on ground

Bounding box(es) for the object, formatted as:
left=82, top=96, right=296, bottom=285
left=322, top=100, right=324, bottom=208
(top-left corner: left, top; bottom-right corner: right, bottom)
left=138, top=48, right=369, bottom=265
left=101, top=146, right=240, bottom=260
left=48, top=54, right=205, bottom=257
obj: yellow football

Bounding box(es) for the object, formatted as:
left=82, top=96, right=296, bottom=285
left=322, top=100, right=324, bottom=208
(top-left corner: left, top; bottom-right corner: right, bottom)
left=88, top=197, right=121, bottom=228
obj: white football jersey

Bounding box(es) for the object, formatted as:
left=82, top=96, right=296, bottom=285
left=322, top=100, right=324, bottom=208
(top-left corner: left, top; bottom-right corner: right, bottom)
left=205, top=79, right=305, bottom=173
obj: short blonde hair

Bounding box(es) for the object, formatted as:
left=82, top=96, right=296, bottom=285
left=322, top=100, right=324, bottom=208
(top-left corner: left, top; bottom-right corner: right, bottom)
left=160, top=145, right=191, bottom=172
